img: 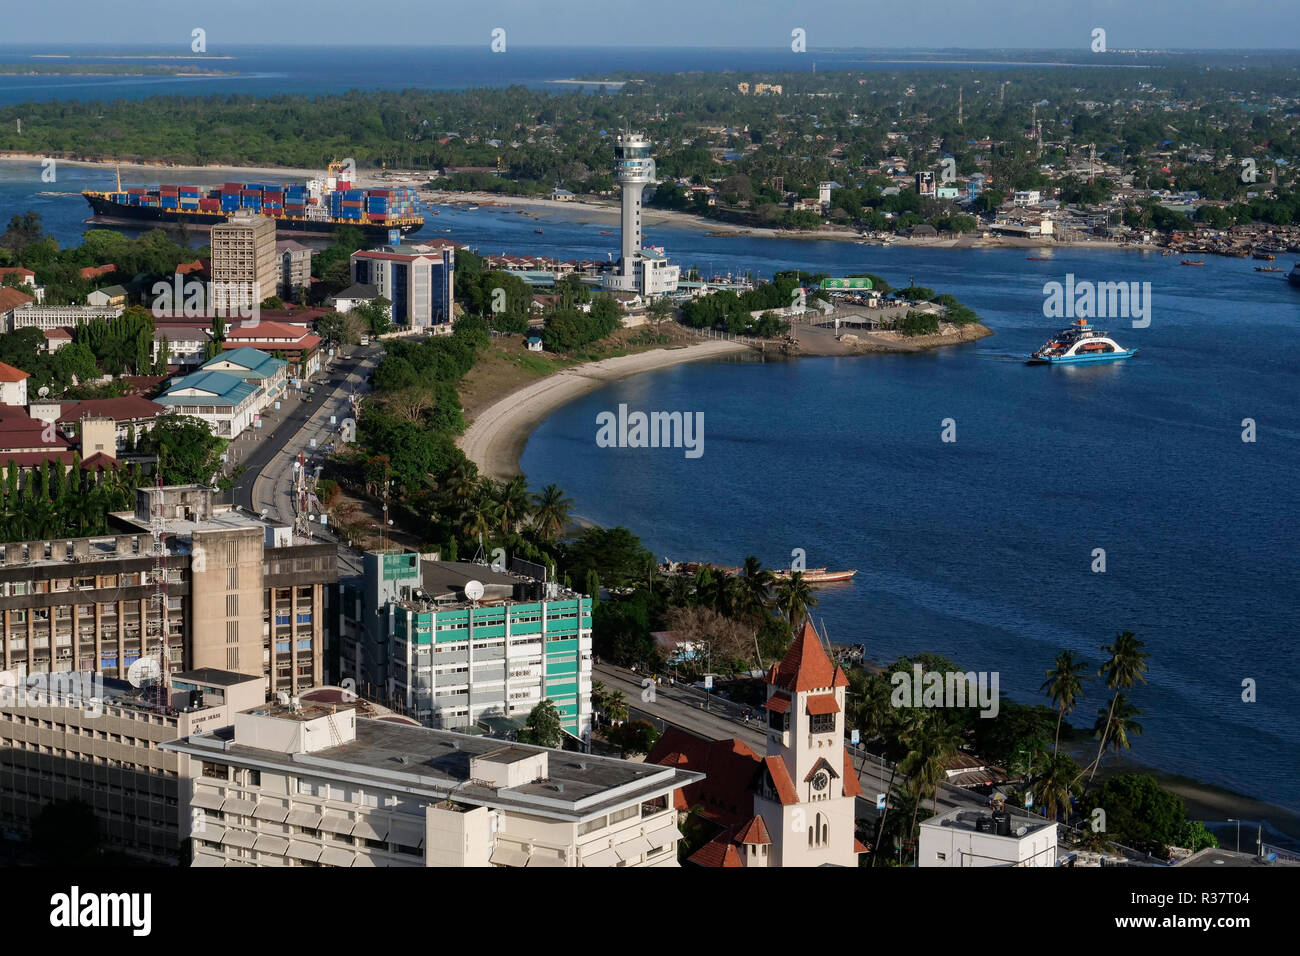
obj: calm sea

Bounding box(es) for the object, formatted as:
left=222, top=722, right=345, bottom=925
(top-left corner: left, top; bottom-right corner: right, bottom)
left=0, top=44, right=1039, bottom=106
left=0, top=46, right=1297, bottom=828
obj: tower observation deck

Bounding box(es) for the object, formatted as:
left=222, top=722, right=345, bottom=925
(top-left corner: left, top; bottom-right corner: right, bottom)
left=606, top=133, right=678, bottom=296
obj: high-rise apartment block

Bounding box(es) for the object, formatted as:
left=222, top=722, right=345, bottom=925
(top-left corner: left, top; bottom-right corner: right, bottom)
left=210, top=214, right=278, bottom=312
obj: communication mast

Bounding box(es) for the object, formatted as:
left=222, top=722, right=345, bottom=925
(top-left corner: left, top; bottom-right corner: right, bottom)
left=146, top=475, right=171, bottom=712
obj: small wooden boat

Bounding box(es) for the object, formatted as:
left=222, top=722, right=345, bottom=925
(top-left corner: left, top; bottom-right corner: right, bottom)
left=599, top=230, right=613, bottom=234
left=1180, top=259, right=1205, bottom=266
left=534, top=228, right=544, bottom=234
left=1253, top=252, right=1275, bottom=261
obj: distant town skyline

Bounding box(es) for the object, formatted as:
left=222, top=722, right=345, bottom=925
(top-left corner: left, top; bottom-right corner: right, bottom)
left=5, top=0, right=1298, bottom=50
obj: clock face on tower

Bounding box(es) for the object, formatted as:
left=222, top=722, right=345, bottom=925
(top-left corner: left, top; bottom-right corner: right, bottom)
left=812, top=771, right=829, bottom=792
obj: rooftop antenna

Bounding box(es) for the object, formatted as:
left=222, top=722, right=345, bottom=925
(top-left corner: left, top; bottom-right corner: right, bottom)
left=146, top=472, right=171, bottom=712
left=957, top=87, right=963, bottom=127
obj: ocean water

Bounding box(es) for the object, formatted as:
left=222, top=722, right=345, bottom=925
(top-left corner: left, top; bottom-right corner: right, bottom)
left=512, top=231, right=1300, bottom=818
left=0, top=44, right=1036, bottom=106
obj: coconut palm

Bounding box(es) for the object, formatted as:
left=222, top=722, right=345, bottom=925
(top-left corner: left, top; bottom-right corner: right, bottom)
left=1088, top=632, right=1149, bottom=781
left=666, top=574, right=694, bottom=608
left=530, top=483, right=573, bottom=542
left=602, top=689, right=629, bottom=725
left=899, top=715, right=964, bottom=855
left=460, top=483, right=502, bottom=545
left=1031, top=749, right=1081, bottom=823
left=1041, top=649, right=1090, bottom=755
left=773, top=571, right=818, bottom=628
left=737, top=555, right=775, bottom=619
left=495, top=475, right=532, bottom=537
left=1092, top=694, right=1144, bottom=772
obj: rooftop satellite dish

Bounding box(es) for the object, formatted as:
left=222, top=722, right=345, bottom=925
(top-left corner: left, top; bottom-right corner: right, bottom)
left=37, top=386, right=49, bottom=398
left=126, top=656, right=161, bottom=688
left=464, top=580, right=484, bottom=602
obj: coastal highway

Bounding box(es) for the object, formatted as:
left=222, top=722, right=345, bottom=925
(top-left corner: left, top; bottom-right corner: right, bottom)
left=593, top=662, right=1023, bottom=831
left=229, top=343, right=382, bottom=577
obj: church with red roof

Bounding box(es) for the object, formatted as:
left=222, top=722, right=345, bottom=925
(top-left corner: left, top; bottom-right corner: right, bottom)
left=647, top=620, right=866, bottom=867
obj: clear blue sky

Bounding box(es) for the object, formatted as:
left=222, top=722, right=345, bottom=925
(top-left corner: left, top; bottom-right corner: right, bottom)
left=6, top=0, right=1297, bottom=49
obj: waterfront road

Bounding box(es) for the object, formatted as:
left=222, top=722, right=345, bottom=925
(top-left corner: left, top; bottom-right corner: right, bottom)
left=228, top=343, right=382, bottom=577
left=594, top=662, right=1003, bottom=827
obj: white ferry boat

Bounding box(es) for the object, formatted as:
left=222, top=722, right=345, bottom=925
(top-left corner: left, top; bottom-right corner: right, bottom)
left=1027, top=319, right=1138, bottom=365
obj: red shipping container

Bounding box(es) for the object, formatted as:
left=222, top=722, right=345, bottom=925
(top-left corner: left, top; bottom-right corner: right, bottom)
left=224, top=182, right=243, bottom=191
left=199, top=199, right=220, bottom=210
left=336, top=180, right=352, bottom=190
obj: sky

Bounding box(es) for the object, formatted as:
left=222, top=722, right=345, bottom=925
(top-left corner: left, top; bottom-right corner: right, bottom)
left=4, top=0, right=1297, bottom=50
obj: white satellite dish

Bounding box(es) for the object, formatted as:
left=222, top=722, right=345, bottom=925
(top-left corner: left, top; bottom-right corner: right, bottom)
left=126, top=657, right=161, bottom=688
left=464, top=580, right=484, bottom=602
left=37, top=386, right=49, bottom=398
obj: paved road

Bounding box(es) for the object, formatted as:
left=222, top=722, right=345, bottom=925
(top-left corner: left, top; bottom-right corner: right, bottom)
left=594, top=662, right=1007, bottom=825
left=228, top=343, right=382, bottom=577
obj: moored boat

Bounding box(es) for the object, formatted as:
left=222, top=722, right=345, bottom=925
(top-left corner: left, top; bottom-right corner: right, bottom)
left=1289, top=263, right=1300, bottom=288
left=1180, top=259, right=1205, bottom=266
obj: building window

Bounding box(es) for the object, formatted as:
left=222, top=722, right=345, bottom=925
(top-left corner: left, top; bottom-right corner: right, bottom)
left=809, top=713, right=836, bottom=735
left=201, top=761, right=228, bottom=780
left=768, top=710, right=789, bottom=732
left=226, top=594, right=239, bottom=616
left=226, top=621, right=239, bottom=644
left=227, top=567, right=238, bottom=589
left=226, top=647, right=239, bottom=669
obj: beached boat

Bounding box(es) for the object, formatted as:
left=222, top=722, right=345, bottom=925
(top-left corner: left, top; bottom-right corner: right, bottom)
left=1027, top=318, right=1137, bottom=365
left=773, top=568, right=858, bottom=583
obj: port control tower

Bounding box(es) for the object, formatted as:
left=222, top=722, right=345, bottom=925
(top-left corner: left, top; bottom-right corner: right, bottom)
left=603, top=133, right=679, bottom=296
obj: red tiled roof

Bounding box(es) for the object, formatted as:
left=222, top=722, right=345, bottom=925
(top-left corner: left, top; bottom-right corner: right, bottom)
left=0, top=451, right=75, bottom=468
left=57, top=396, right=166, bottom=423
left=688, top=834, right=745, bottom=868
left=80, top=452, right=119, bottom=471
left=764, top=693, right=791, bottom=713
left=79, top=264, right=116, bottom=280
left=842, top=751, right=863, bottom=798
left=0, top=267, right=35, bottom=279
left=0, top=288, right=35, bottom=313
left=804, top=756, right=840, bottom=784
left=762, top=756, right=799, bottom=806
left=646, top=727, right=762, bottom=826
left=0, top=361, right=31, bottom=383
left=43, top=327, right=73, bottom=340
left=174, top=259, right=204, bottom=275
left=734, top=815, right=771, bottom=845
left=766, top=620, right=850, bottom=692
left=854, top=838, right=869, bottom=854
left=807, top=693, right=840, bottom=716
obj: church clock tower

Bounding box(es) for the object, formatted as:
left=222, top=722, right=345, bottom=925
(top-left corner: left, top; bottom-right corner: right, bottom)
left=753, top=620, right=864, bottom=867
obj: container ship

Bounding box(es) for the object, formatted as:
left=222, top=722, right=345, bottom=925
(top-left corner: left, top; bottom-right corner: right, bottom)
left=82, top=162, right=423, bottom=239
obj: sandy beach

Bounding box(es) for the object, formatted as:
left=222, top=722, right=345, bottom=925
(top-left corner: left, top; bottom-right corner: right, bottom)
left=458, top=339, right=749, bottom=480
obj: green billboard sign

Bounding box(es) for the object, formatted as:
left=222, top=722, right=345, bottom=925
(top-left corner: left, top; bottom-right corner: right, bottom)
left=821, top=277, right=874, bottom=290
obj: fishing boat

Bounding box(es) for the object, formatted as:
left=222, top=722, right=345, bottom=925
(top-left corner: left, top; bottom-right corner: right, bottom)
left=1255, top=266, right=1284, bottom=273
left=1253, top=251, right=1276, bottom=261
left=1026, top=255, right=1051, bottom=261
left=534, top=228, right=544, bottom=234
left=1180, top=259, right=1206, bottom=266
left=1027, top=319, right=1137, bottom=365
left=772, top=568, right=858, bottom=583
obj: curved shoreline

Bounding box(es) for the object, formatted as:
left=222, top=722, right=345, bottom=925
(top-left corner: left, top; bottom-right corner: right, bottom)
left=458, top=340, right=749, bottom=480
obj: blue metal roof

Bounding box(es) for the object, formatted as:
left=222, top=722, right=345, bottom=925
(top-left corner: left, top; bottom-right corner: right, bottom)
left=158, top=370, right=258, bottom=407
left=202, top=346, right=287, bottom=380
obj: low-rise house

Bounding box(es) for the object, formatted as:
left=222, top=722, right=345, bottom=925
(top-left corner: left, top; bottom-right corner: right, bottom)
left=0, top=268, right=42, bottom=303
left=0, top=362, right=29, bottom=407
left=200, top=347, right=288, bottom=409
left=917, top=807, right=1059, bottom=867
left=155, top=369, right=259, bottom=439
left=87, top=284, right=128, bottom=308
left=221, top=321, right=323, bottom=380
left=0, top=287, right=36, bottom=330
left=52, top=395, right=169, bottom=448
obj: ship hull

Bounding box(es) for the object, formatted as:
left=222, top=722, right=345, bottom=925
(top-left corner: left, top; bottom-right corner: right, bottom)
left=83, top=194, right=420, bottom=239
left=1027, top=349, right=1138, bottom=365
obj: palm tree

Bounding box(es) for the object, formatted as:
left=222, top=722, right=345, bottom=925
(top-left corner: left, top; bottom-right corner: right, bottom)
left=737, top=555, right=774, bottom=619
left=1091, top=694, right=1144, bottom=773
left=495, top=476, right=532, bottom=538
left=530, top=484, right=573, bottom=542
left=899, top=715, right=964, bottom=857
left=1030, top=749, right=1081, bottom=823
left=1088, top=632, right=1149, bottom=781
left=773, top=571, right=818, bottom=628
left=666, top=574, right=694, bottom=608
left=603, top=689, right=629, bottom=725
left=460, top=483, right=502, bottom=545
left=1041, top=649, right=1090, bottom=755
